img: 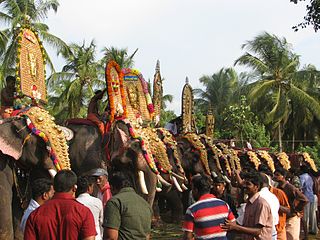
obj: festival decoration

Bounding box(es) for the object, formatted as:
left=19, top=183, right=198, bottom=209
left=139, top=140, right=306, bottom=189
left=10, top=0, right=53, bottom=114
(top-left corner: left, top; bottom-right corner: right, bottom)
left=302, top=152, right=318, bottom=172
left=21, top=107, right=71, bottom=171
left=183, top=133, right=210, bottom=175
left=16, top=28, right=47, bottom=103
left=181, top=78, right=196, bottom=134
left=144, top=127, right=172, bottom=174
left=216, top=142, right=234, bottom=174
left=157, top=128, right=184, bottom=174
left=276, top=152, right=291, bottom=170
left=106, top=61, right=127, bottom=122
left=122, top=68, right=154, bottom=123
left=247, top=151, right=261, bottom=170
left=257, top=150, right=275, bottom=172
left=200, top=135, right=223, bottom=172
left=120, top=119, right=159, bottom=175
left=205, top=106, right=215, bottom=138
left=152, top=60, right=162, bottom=124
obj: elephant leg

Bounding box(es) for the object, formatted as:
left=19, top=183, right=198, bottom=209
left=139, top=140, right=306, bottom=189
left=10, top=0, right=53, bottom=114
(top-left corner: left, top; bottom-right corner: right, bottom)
left=165, top=190, right=183, bottom=223
left=12, top=187, right=24, bottom=240
left=0, top=162, right=14, bottom=240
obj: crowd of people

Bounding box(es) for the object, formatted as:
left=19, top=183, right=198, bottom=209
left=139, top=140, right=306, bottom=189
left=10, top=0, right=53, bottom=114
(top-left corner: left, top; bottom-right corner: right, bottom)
left=182, top=164, right=319, bottom=240
left=20, top=162, right=319, bottom=240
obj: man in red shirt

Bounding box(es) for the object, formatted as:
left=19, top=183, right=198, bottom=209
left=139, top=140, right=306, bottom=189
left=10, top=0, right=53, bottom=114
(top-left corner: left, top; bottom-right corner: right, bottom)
left=24, top=170, right=96, bottom=240
left=182, top=174, right=235, bottom=240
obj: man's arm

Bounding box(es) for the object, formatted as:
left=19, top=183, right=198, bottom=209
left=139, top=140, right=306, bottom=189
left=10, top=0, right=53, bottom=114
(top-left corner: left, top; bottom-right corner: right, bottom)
left=182, top=231, right=194, bottom=240
left=221, top=219, right=262, bottom=237
left=103, top=227, right=119, bottom=240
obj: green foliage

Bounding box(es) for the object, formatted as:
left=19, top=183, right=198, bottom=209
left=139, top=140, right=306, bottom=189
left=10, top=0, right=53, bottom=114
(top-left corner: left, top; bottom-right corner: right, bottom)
left=220, top=96, right=270, bottom=148
left=159, top=109, right=177, bottom=127
left=291, top=0, right=320, bottom=32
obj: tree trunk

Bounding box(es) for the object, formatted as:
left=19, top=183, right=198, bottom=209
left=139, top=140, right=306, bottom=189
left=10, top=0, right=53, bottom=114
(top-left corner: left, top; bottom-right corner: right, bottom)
left=278, top=123, right=283, bottom=152
left=292, top=131, right=295, bottom=152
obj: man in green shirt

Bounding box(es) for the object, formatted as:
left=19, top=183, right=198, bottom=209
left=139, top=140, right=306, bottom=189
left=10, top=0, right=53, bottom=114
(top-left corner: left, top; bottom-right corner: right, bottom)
left=102, top=172, right=152, bottom=240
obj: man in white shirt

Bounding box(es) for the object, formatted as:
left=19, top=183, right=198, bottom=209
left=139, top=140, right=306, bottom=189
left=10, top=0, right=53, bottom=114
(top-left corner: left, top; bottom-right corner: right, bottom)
left=76, top=176, right=104, bottom=240
left=260, top=173, right=280, bottom=240
left=20, top=178, right=54, bottom=232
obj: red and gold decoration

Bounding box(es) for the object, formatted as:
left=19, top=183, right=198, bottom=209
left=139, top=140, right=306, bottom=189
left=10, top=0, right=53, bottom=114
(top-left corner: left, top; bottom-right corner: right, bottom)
left=200, top=135, right=223, bottom=173
left=122, top=68, right=154, bottom=124
left=257, top=150, right=275, bottom=173
left=183, top=133, right=210, bottom=175
left=247, top=151, right=261, bottom=170
left=106, top=61, right=127, bottom=122
left=16, top=28, right=47, bottom=103
left=152, top=60, right=162, bottom=124
left=277, top=152, right=291, bottom=170
left=21, top=107, right=70, bottom=171
left=302, top=152, right=318, bottom=172
left=181, top=78, right=196, bottom=134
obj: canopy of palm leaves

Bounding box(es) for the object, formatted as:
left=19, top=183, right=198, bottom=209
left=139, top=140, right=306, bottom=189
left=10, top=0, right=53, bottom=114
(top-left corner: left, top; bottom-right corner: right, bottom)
left=101, top=46, right=138, bottom=69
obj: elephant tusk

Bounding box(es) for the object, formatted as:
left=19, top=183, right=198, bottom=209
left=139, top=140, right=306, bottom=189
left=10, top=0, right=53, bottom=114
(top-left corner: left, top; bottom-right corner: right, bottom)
left=171, top=176, right=183, bottom=192
left=157, top=175, right=171, bottom=187
left=48, top=169, right=57, bottom=178
left=211, top=171, right=218, bottom=178
left=156, top=187, right=162, bottom=192
left=222, top=174, right=231, bottom=184
left=181, top=183, right=188, bottom=191
left=138, top=171, right=149, bottom=195
left=171, top=172, right=185, bottom=181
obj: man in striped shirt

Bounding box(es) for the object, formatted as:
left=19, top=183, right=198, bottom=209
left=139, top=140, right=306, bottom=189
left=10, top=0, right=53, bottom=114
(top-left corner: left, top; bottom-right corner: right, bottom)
left=182, top=174, right=235, bottom=240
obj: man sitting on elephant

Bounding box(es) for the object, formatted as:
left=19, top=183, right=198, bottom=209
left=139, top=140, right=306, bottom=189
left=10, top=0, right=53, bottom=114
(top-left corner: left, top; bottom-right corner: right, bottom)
left=0, top=76, right=16, bottom=118
left=87, top=89, right=107, bottom=135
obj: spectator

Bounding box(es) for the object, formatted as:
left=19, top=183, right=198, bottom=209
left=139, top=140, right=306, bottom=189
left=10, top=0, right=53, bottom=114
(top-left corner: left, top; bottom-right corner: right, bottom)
left=77, top=176, right=104, bottom=240
left=300, top=165, right=318, bottom=235
left=260, top=173, right=280, bottom=240
left=91, top=168, right=112, bottom=208
left=24, top=170, right=96, bottom=240
left=222, top=171, right=273, bottom=239
left=102, top=171, right=152, bottom=240
left=20, top=178, right=54, bottom=232
left=274, top=167, right=308, bottom=240
left=182, top=174, right=235, bottom=240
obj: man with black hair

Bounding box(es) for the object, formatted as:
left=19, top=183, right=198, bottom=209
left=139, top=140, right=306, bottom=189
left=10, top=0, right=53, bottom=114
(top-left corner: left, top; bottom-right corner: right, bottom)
left=222, top=171, right=273, bottom=240
left=0, top=76, right=15, bottom=118
left=20, top=178, right=54, bottom=232
left=182, top=174, right=235, bottom=240
left=24, top=170, right=96, bottom=240
left=102, top=171, right=152, bottom=240
left=77, top=176, right=104, bottom=240
left=274, top=167, right=308, bottom=240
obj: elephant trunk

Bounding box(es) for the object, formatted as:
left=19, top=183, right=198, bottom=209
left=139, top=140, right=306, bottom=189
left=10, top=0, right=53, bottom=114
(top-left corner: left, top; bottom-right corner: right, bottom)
left=138, top=171, right=149, bottom=195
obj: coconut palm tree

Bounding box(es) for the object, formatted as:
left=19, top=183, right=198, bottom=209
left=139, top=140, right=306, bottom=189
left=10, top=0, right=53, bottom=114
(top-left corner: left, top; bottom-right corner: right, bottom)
left=0, top=0, right=69, bottom=86
left=235, top=32, right=320, bottom=151
left=101, top=46, right=138, bottom=68
left=194, top=67, right=240, bottom=126
left=47, top=40, right=104, bottom=121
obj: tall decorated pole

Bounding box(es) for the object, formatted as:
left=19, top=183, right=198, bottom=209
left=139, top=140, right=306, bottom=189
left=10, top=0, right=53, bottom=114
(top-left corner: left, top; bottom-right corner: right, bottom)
left=16, top=27, right=47, bottom=106
left=152, top=60, right=162, bottom=125
left=205, top=105, right=215, bottom=139
left=181, top=77, right=196, bottom=134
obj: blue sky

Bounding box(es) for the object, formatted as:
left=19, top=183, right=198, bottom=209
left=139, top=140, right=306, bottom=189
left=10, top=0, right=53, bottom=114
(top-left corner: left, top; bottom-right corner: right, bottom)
left=44, top=0, right=319, bottom=114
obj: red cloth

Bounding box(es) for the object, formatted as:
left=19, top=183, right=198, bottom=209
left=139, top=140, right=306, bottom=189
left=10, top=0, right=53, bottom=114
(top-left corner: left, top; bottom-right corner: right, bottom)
left=24, top=192, right=96, bottom=240
left=98, top=182, right=112, bottom=208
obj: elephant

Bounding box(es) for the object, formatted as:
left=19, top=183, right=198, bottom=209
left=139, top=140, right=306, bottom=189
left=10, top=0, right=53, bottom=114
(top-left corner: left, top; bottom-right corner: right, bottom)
left=0, top=116, right=59, bottom=240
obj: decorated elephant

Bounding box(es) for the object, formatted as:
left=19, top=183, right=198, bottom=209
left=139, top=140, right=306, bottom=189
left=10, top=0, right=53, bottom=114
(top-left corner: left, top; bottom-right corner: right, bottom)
left=0, top=107, right=71, bottom=240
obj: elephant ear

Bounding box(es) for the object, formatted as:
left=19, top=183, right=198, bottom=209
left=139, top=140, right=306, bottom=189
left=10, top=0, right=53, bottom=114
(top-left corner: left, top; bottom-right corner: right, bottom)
left=0, top=120, right=24, bottom=160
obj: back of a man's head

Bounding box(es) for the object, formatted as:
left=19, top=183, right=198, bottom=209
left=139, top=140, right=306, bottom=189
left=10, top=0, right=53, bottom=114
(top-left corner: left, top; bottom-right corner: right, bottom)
left=32, top=178, right=53, bottom=199
left=76, top=176, right=96, bottom=196
left=54, top=170, right=77, bottom=193
left=192, top=173, right=212, bottom=196
left=109, top=171, right=133, bottom=190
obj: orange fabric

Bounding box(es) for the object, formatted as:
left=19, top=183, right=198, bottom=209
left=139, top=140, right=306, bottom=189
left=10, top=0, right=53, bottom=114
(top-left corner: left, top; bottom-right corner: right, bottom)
left=0, top=106, right=13, bottom=118
left=87, top=113, right=105, bottom=135
left=271, top=187, right=290, bottom=233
